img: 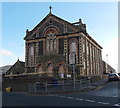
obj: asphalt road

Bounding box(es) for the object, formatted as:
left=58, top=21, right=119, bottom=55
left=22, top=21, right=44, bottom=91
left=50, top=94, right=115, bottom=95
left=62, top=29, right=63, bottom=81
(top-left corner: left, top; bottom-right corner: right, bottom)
left=2, top=81, right=120, bottom=107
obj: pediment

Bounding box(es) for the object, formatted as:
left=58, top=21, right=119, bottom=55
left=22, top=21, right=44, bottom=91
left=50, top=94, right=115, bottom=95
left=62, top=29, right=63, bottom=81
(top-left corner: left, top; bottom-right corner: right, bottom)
left=25, top=13, right=78, bottom=40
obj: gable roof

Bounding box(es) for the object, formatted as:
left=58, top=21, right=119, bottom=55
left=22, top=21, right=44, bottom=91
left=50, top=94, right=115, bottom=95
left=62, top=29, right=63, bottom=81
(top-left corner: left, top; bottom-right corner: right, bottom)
left=24, top=12, right=102, bottom=49
left=24, top=13, right=86, bottom=40
left=6, top=59, right=25, bottom=75
left=32, top=13, right=78, bottom=32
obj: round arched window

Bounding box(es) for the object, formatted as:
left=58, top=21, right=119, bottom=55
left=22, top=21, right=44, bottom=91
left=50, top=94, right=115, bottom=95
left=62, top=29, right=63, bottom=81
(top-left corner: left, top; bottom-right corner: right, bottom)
left=44, top=28, right=59, bottom=53
left=44, top=28, right=58, bottom=37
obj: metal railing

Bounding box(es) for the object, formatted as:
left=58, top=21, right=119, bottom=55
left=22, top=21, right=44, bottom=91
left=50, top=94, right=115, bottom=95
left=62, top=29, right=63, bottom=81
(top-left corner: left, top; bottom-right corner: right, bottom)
left=28, top=79, right=91, bottom=93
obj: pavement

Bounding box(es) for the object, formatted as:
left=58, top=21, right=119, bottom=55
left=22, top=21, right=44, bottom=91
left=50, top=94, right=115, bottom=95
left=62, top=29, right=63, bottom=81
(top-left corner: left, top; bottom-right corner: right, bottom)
left=91, top=78, right=108, bottom=86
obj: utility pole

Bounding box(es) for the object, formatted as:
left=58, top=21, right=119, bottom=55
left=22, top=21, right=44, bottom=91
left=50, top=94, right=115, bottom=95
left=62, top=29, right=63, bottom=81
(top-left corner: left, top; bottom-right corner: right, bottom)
left=72, top=52, right=76, bottom=89
left=69, top=41, right=76, bottom=89
left=106, top=54, right=108, bottom=73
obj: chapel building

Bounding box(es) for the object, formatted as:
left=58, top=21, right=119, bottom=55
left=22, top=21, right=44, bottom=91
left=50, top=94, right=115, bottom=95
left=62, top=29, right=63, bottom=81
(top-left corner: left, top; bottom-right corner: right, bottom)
left=24, top=9, right=103, bottom=78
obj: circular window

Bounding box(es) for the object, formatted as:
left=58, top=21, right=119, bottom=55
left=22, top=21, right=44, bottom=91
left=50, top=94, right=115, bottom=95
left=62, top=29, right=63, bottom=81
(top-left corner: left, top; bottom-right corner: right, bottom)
left=49, top=21, right=53, bottom=24
left=44, top=28, right=59, bottom=37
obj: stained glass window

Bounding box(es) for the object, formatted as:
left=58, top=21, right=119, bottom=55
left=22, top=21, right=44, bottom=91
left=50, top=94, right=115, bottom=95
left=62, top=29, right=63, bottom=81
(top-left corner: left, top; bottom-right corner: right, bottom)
left=50, top=40, right=53, bottom=51
left=46, top=40, right=49, bottom=53
left=30, top=46, right=34, bottom=55
left=54, top=39, right=57, bottom=51
left=44, top=28, right=58, bottom=53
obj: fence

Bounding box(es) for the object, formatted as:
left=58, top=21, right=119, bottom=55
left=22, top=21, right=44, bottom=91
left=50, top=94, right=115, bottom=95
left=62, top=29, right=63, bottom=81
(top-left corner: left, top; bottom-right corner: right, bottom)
left=28, top=79, right=91, bottom=93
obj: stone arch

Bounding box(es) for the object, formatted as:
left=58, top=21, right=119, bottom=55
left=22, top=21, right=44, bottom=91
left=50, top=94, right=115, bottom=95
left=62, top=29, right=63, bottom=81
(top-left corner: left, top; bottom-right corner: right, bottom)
left=47, top=62, right=53, bottom=77
left=36, top=64, right=44, bottom=73
left=58, top=62, right=65, bottom=78
left=43, top=25, right=60, bottom=37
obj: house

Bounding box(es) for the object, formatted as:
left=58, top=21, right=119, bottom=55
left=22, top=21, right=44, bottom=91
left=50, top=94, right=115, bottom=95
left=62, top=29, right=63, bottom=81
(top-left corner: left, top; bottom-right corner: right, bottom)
left=5, top=59, right=25, bottom=77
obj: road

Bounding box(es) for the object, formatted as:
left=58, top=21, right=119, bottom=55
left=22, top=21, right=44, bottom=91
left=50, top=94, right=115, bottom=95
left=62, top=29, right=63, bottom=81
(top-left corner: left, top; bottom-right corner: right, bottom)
left=2, top=81, right=120, bottom=106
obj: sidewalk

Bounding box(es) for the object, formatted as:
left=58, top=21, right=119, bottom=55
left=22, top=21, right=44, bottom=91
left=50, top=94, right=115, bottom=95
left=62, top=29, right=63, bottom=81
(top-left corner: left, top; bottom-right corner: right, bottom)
left=91, top=78, right=108, bottom=86
left=62, top=78, right=108, bottom=94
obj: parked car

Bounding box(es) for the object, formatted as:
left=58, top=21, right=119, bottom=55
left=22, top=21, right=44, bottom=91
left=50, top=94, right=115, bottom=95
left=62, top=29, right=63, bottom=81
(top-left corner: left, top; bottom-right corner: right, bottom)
left=118, top=73, right=120, bottom=76
left=108, top=73, right=120, bottom=81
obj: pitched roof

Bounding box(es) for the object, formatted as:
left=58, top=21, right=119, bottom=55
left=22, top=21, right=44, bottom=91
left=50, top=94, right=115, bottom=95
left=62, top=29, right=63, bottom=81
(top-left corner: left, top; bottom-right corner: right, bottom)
left=24, top=13, right=102, bottom=49
left=24, top=13, right=86, bottom=40
left=6, top=59, right=25, bottom=75
left=31, top=13, right=79, bottom=33
left=19, top=61, right=25, bottom=67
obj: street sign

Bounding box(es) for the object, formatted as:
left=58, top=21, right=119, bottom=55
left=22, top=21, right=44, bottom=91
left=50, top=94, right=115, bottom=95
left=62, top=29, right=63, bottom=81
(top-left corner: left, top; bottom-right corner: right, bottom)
left=71, top=42, right=76, bottom=52
left=60, top=73, right=64, bottom=78
left=67, top=74, right=71, bottom=78
left=69, top=53, right=75, bottom=64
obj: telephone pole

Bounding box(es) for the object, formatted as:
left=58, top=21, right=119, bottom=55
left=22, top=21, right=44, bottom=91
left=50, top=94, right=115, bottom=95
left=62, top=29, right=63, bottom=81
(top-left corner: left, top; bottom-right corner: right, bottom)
left=106, top=54, right=108, bottom=73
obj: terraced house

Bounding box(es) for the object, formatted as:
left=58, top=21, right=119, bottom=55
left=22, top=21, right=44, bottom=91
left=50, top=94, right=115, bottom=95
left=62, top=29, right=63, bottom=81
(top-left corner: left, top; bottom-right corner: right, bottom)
left=24, top=8, right=103, bottom=79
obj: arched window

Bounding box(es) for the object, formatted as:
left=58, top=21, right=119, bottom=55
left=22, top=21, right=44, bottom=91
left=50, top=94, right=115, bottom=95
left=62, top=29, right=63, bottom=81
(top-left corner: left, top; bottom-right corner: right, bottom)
left=71, top=40, right=77, bottom=53
left=47, top=63, right=53, bottom=73
left=54, top=39, right=57, bottom=52
left=29, top=45, right=34, bottom=65
left=30, top=46, right=34, bottom=55
left=69, top=39, right=77, bottom=64
left=44, top=28, right=59, bottom=54
left=46, top=39, right=49, bottom=53
left=50, top=39, right=53, bottom=51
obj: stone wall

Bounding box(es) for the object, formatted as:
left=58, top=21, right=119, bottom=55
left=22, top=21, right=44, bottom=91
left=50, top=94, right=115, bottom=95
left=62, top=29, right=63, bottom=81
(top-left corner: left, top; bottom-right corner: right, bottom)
left=2, top=76, right=54, bottom=92
left=2, top=75, right=102, bottom=92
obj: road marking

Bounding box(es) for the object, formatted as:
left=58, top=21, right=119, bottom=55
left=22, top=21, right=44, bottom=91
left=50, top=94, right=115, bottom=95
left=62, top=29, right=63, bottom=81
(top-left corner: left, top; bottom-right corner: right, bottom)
left=50, top=95, right=112, bottom=106
left=54, top=95, right=59, bottom=97
left=97, top=102, right=110, bottom=105
left=85, top=100, right=95, bottom=103
left=112, top=96, right=118, bottom=97
left=75, top=98, right=84, bottom=101
left=67, top=97, right=74, bottom=99
left=49, top=94, right=53, bottom=96
left=114, top=103, right=120, bottom=107
left=60, top=96, right=66, bottom=98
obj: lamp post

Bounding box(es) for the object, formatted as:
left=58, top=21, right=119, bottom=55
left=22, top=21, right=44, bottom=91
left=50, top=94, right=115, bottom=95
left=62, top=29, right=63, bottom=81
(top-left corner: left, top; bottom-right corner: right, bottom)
left=69, top=41, right=76, bottom=89
left=106, top=54, right=108, bottom=73
left=72, top=52, right=76, bottom=89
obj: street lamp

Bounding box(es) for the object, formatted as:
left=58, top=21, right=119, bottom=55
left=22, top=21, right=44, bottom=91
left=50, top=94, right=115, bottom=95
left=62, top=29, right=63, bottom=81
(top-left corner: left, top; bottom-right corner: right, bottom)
left=69, top=41, right=76, bottom=89
left=71, top=42, right=76, bottom=89
left=72, top=52, right=76, bottom=89
left=106, top=54, right=108, bottom=73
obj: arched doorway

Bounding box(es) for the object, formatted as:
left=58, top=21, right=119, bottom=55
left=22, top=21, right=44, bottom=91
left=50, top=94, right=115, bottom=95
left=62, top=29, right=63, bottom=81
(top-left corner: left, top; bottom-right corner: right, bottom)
left=37, top=64, right=43, bottom=73
left=47, top=63, right=53, bottom=77
left=58, top=63, right=65, bottom=78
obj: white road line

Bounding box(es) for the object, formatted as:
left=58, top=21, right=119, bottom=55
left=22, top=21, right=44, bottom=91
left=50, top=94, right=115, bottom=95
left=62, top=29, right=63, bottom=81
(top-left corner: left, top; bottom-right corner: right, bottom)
left=85, top=100, right=95, bottom=103
left=75, top=98, right=84, bottom=101
left=50, top=95, right=111, bottom=106
left=97, top=102, right=110, bottom=105
left=112, top=96, right=118, bottom=97
left=49, top=94, right=53, bottom=96
left=114, top=103, right=120, bottom=107
left=54, top=95, right=59, bottom=97
left=60, top=96, right=66, bottom=98
left=67, top=97, right=74, bottom=99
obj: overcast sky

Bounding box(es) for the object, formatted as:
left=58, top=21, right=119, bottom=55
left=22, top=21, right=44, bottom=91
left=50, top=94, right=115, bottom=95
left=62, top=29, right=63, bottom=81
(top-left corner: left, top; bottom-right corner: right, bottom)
left=1, top=2, right=118, bottom=72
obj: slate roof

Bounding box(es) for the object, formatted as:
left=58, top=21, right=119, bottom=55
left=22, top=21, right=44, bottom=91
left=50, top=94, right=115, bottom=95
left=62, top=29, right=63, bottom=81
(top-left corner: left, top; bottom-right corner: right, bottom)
left=6, top=59, right=25, bottom=75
